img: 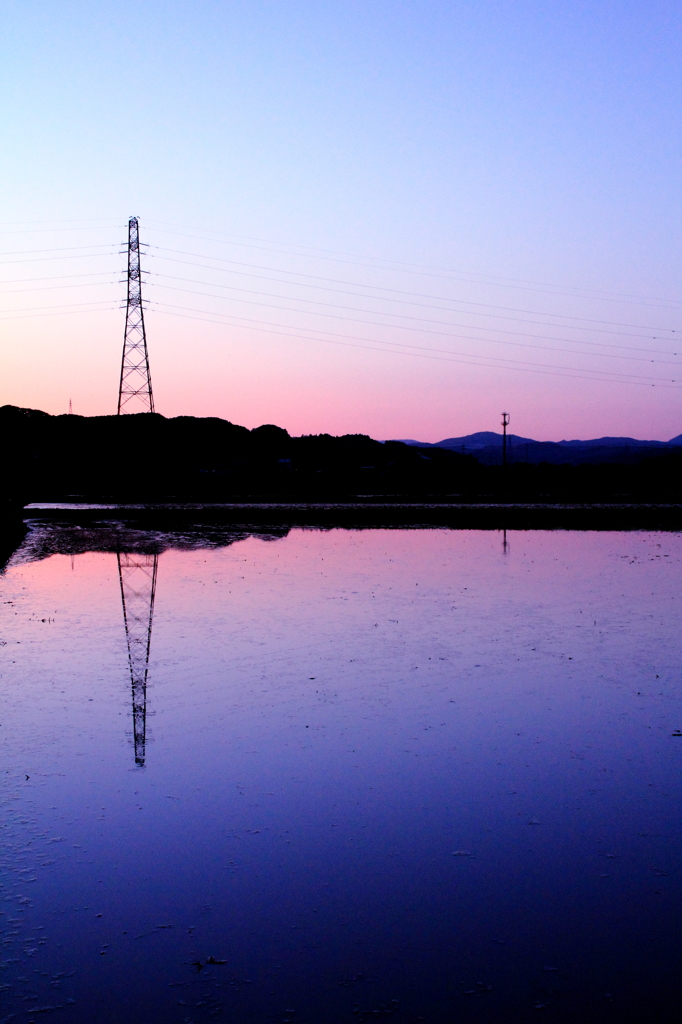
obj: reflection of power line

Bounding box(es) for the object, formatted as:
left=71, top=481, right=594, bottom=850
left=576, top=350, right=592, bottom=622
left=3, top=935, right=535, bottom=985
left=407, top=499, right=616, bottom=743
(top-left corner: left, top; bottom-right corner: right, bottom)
left=117, top=553, right=158, bottom=767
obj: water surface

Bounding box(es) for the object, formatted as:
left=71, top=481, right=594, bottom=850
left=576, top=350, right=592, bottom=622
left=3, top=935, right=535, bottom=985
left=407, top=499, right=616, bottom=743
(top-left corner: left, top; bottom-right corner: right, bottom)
left=1, top=526, right=680, bottom=1023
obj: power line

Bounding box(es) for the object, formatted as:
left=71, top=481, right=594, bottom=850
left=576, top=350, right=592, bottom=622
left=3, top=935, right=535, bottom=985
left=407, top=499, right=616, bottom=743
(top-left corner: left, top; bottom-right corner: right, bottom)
left=143, top=219, right=682, bottom=310
left=3, top=217, right=678, bottom=398
left=0, top=244, right=118, bottom=256
left=149, top=248, right=678, bottom=335
left=0, top=252, right=118, bottom=266
left=149, top=301, right=682, bottom=387
left=0, top=219, right=122, bottom=232
left=0, top=281, right=119, bottom=295
left=0, top=305, right=117, bottom=321
left=0, top=299, right=118, bottom=315
left=0, top=272, right=119, bottom=286
left=147, top=274, right=679, bottom=359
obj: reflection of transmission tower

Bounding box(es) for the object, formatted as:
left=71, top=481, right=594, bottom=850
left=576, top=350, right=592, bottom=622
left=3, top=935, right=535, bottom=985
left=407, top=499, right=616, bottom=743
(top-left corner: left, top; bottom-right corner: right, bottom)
left=118, top=217, right=154, bottom=414
left=117, top=553, right=158, bottom=766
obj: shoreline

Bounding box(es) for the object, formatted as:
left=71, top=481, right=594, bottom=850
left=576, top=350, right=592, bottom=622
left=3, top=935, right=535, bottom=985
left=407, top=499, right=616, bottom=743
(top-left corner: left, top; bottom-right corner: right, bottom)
left=20, top=501, right=682, bottom=530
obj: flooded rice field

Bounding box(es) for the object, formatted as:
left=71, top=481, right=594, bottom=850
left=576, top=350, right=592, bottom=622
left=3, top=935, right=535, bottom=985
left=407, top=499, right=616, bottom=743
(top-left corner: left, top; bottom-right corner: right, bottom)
left=1, top=525, right=680, bottom=1023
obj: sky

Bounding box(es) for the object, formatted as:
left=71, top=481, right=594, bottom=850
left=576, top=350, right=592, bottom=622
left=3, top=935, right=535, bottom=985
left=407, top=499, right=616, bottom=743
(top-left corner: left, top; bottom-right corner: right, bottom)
left=1, top=0, right=680, bottom=441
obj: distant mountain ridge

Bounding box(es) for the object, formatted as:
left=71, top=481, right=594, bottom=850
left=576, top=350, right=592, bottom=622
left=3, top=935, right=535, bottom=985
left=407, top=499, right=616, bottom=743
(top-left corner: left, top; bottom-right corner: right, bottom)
left=392, top=431, right=682, bottom=466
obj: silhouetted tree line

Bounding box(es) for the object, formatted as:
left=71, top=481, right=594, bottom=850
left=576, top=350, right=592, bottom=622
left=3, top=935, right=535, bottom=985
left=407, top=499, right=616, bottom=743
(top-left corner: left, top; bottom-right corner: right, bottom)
left=3, top=405, right=681, bottom=503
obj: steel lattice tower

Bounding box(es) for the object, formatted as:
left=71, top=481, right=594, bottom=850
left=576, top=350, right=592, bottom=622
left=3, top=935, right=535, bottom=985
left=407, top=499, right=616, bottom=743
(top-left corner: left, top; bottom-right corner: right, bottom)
left=117, top=552, right=158, bottom=766
left=118, top=217, right=154, bottom=414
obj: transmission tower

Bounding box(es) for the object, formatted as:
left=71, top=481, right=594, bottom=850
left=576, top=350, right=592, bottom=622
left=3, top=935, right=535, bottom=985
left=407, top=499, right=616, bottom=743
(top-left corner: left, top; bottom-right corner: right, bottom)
left=117, top=552, right=158, bottom=766
left=118, top=217, right=154, bottom=414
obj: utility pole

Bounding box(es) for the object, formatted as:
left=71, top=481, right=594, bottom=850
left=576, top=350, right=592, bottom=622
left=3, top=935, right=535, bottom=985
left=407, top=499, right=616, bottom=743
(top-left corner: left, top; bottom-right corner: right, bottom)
left=118, top=217, right=154, bottom=414
left=501, top=411, right=510, bottom=466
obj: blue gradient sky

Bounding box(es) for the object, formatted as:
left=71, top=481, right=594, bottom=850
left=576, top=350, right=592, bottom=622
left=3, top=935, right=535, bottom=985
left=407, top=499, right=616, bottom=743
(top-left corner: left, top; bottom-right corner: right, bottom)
left=1, top=1, right=680, bottom=440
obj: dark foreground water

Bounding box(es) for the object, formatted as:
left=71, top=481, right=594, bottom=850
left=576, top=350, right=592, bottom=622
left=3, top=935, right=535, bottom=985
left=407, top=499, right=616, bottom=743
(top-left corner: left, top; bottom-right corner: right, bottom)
left=1, top=526, right=680, bottom=1023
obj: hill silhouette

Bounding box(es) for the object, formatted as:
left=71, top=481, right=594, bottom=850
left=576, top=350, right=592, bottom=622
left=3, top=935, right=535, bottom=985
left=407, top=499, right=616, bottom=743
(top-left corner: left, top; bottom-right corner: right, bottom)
left=2, top=406, right=681, bottom=505
left=1, top=405, right=475, bottom=502
left=395, top=429, right=682, bottom=466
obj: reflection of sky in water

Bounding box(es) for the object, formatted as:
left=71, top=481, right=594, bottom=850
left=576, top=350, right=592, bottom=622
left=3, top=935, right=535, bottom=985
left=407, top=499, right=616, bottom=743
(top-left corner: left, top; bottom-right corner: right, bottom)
left=1, top=528, right=680, bottom=1022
